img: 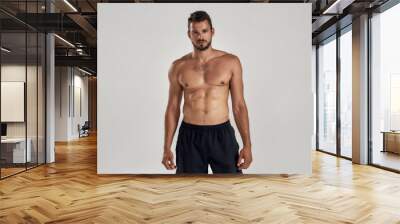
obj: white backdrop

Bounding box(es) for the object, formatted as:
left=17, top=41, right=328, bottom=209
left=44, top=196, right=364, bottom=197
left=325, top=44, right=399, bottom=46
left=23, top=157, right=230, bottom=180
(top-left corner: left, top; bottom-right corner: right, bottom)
left=98, top=3, right=313, bottom=174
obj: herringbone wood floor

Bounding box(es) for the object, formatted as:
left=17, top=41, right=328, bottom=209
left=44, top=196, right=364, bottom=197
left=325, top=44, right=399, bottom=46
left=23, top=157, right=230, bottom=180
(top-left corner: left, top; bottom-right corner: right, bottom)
left=1, top=134, right=400, bottom=224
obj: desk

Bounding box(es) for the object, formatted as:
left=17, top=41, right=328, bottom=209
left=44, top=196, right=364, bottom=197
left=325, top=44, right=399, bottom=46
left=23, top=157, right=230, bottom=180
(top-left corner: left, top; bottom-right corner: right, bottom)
left=381, top=131, right=400, bottom=154
left=1, top=138, right=32, bottom=163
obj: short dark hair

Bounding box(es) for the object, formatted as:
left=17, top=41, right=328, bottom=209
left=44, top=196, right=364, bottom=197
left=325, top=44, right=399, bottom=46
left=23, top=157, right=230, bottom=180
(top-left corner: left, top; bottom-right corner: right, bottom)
left=188, top=10, right=213, bottom=31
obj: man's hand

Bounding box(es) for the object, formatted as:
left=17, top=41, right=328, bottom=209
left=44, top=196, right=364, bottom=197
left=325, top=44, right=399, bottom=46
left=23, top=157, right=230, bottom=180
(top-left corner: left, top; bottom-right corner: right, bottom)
left=162, top=149, right=176, bottom=170
left=237, top=147, right=252, bottom=170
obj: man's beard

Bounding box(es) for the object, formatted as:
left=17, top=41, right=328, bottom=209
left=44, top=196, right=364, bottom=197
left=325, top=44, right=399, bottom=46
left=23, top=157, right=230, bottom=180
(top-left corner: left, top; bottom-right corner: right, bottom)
left=193, top=40, right=212, bottom=51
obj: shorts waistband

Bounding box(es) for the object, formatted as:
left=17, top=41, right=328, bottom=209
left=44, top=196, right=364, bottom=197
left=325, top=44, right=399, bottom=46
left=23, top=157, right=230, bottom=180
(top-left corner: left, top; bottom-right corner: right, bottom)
left=181, top=120, right=231, bottom=130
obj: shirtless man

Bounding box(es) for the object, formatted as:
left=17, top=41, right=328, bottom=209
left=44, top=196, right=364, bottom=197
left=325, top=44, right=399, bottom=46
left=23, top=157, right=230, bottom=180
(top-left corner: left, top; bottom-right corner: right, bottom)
left=162, top=10, right=252, bottom=174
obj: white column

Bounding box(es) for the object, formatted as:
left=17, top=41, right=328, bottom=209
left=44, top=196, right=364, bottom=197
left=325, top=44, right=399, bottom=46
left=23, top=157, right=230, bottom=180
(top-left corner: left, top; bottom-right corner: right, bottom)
left=352, top=14, right=369, bottom=164
left=46, top=1, right=56, bottom=163
left=46, top=33, right=55, bottom=163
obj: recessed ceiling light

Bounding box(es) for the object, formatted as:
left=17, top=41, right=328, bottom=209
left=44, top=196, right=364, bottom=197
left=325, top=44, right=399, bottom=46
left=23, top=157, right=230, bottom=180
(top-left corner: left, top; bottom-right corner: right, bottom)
left=54, top=34, right=75, bottom=48
left=63, top=0, right=78, bottom=12
left=1, top=47, right=11, bottom=53
left=78, top=67, right=93, bottom=76
left=322, top=0, right=354, bottom=14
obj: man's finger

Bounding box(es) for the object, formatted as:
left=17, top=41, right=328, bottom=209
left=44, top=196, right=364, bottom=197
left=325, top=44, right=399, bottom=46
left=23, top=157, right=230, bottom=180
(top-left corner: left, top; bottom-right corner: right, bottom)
left=169, top=158, right=176, bottom=169
left=240, top=159, right=252, bottom=169
left=167, top=153, right=176, bottom=169
left=237, top=156, right=243, bottom=166
left=167, top=159, right=174, bottom=169
left=239, top=164, right=247, bottom=169
left=171, top=160, right=176, bottom=169
left=166, top=162, right=173, bottom=170
left=239, top=158, right=248, bottom=168
left=240, top=163, right=249, bottom=169
left=163, top=157, right=173, bottom=170
left=162, top=159, right=170, bottom=169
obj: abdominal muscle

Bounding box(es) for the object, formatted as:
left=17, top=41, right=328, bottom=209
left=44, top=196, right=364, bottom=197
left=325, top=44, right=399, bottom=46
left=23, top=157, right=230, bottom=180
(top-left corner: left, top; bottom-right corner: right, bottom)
left=182, top=86, right=230, bottom=125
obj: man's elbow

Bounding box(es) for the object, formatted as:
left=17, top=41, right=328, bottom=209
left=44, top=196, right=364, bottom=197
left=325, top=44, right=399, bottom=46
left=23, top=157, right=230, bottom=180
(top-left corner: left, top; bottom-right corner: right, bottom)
left=166, top=104, right=180, bottom=117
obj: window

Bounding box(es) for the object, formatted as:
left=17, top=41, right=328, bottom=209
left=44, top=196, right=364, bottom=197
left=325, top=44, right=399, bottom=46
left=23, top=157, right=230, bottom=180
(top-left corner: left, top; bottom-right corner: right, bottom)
left=318, top=36, right=337, bottom=154
left=339, top=28, right=352, bottom=158
left=371, top=3, right=400, bottom=171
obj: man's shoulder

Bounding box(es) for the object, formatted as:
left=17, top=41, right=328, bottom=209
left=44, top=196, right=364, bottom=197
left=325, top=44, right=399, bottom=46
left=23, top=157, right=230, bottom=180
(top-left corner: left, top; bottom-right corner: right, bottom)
left=214, top=51, right=242, bottom=74
left=215, top=50, right=240, bottom=62
left=168, top=54, right=192, bottom=77
left=171, top=53, right=192, bottom=68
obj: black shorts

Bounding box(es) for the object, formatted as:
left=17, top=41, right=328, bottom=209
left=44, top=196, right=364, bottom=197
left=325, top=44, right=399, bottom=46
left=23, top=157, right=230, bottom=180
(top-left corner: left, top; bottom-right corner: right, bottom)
left=175, top=120, right=243, bottom=174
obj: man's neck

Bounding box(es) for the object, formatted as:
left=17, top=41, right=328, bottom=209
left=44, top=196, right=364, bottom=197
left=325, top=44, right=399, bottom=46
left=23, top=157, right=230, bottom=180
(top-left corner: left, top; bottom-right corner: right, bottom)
left=191, top=47, right=214, bottom=62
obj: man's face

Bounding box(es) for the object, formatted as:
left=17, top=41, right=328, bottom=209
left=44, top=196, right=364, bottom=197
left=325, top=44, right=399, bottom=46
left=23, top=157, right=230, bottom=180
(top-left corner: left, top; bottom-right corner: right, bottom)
left=188, top=20, right=214, bottom=51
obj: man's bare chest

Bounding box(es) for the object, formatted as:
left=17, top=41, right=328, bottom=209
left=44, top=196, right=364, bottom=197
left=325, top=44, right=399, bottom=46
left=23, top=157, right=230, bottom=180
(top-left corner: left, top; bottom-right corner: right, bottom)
left=178, top=63, right=232, bottom=89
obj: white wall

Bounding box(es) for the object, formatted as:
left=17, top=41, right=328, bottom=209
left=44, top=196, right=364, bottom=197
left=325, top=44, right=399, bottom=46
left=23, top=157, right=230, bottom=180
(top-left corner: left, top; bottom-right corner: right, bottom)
left=55, top=66, right=69, bottom=141
left=55, top=67, right=89, bottom=141
left=98, top=3, right=313, bottom=174
left=71, top=73, right=89, bottom=138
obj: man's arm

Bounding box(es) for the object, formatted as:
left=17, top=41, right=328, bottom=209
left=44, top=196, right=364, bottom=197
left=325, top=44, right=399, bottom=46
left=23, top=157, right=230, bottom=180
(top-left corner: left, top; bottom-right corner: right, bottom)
left=162, top=61, right=183, bottom=170
left=229, top=55, right=252, bottom=169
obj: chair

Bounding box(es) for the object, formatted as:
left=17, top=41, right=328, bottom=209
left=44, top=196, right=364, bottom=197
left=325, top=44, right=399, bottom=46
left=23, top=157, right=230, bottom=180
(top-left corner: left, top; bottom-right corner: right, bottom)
left=79, top=121, right=90, bottom=138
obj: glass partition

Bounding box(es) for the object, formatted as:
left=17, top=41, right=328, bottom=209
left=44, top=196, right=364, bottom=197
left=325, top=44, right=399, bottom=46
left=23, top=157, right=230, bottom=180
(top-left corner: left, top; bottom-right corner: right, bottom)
left=0, top=1, right=46, bottom=179
left=27, top=31, right=38, bottom=169
left=0, top=31, right=28, bottom=177
left=371, top=3, right=400, bottom=171
left=317, top=36, right=337, bottom=154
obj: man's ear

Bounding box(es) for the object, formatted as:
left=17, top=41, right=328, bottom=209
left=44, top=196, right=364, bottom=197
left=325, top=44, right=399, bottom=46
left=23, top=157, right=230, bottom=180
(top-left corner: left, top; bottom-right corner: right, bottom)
left=187, top=30, right=190, bottom=39
left=211, top=27, right=215, bottom=36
